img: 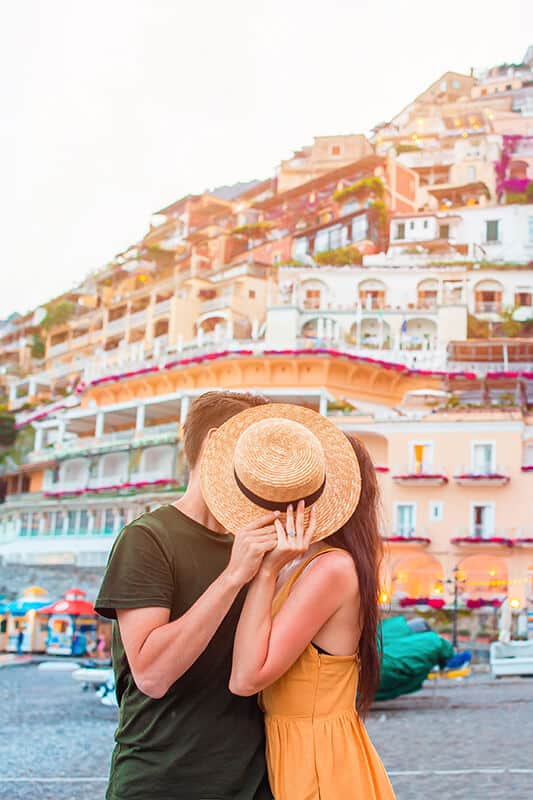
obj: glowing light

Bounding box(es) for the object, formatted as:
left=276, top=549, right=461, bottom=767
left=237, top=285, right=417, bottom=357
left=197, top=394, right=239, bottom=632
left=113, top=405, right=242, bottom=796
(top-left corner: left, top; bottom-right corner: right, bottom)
left=489, top=569, right=496, bottom=577
left=510, top=598, right=521, bottom=609
left=379, top=591, right=390, bottom=604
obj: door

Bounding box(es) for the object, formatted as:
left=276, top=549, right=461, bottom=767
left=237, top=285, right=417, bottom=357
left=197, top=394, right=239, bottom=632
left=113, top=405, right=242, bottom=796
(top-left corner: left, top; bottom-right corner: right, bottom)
left=396, top=504, right=416, bottom=537
left=472, top=504, right=494, bottom=538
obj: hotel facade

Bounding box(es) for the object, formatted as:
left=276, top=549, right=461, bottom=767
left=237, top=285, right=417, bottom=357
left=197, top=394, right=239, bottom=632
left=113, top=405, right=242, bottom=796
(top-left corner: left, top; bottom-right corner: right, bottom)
left=1, top=47, right=533, bottom=613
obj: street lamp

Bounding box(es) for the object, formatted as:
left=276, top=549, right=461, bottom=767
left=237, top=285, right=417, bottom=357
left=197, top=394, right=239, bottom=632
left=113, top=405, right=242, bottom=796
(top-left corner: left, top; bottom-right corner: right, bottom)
left=436, top=566, right=466, bottom=649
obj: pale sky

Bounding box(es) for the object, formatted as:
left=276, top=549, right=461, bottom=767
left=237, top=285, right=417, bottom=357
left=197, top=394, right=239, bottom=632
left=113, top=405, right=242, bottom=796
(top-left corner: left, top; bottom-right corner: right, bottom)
left=1, top=0, right=531, bottom=318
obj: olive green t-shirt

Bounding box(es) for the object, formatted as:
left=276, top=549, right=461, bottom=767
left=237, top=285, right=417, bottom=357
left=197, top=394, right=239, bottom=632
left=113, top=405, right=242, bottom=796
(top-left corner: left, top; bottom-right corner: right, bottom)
left=95, top=505, right=272, bottom=800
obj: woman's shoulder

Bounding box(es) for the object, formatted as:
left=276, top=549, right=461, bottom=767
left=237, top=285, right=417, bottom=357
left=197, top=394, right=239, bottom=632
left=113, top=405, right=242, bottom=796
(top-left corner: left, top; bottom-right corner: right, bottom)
left=303, top=548, right=358, bottom=593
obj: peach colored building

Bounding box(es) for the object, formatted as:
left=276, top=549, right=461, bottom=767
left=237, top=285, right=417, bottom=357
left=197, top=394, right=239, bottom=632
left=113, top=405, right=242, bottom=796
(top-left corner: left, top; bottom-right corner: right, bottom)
left=1, top=353, right=532, bottom=614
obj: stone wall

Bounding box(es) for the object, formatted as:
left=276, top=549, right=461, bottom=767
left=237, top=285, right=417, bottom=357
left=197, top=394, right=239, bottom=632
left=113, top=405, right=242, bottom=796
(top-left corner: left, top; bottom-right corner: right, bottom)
left=0, top=557, right=105, bottom=602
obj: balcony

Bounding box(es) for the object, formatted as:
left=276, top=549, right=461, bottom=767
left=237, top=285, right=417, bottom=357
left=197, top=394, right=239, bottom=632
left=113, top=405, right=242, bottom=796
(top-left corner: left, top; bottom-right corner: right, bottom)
left=106, top=315, right=128, bottom=334
left=153, top=298, right=171, bottom=316
left=47, top=423, right=179, bottom=459
left=392, top=465, right=448, bottom=486
left=200, top=294, right=233, bottom=314
left=513, top=529, right=533, bottom=547
left=453, top=466, right=510, bottom=486
left=474, top=301, right=503, bottom=314
left=382, top=530, right=431, bottom=546
left=451, top=528, right=515, bottom=548
left=48, top=340, right=70, bottom=357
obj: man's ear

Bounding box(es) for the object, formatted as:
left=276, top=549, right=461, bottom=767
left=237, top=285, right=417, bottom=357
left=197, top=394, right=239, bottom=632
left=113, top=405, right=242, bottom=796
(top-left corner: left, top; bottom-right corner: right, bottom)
left=195, top=427, right=218, bottom=467
left=205, top=427, right=218, bottom=442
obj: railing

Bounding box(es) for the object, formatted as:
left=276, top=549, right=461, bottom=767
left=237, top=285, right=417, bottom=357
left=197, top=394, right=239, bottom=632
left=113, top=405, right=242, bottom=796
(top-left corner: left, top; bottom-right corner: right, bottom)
left=474, top=302, right=503, bottom=313
left=48, top=340, right=70, bottom=357
left=106, top=315, right=128, bottom=334
left=387, top=528, right=430, bottom=540
left=453, top=527, right=517, bottom=540
left=293, top=338, right=448, bottom=370
left=454, top=464, right=509, bottom=478
left=392, top=464, right=447, bottom=478
left=200, top=294, right=233, bottom=314
left=128, top=309, right=148, bottom=328
left=153, top=299, right=171, bottom=315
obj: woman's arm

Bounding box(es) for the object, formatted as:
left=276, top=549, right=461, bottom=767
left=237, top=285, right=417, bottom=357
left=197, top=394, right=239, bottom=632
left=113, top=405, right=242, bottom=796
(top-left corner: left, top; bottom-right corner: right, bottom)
left=229, top=505, right=357, bottom=696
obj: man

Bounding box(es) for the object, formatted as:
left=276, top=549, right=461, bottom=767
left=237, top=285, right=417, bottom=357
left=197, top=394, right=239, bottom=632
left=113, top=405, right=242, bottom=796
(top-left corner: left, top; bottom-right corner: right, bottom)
left=95, top=391, right=277, bottom=800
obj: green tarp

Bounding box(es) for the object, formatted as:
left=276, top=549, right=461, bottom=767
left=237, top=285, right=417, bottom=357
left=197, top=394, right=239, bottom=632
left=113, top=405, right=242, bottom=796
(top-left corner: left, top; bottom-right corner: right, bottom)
left=376, top=616, right=454, bottom=701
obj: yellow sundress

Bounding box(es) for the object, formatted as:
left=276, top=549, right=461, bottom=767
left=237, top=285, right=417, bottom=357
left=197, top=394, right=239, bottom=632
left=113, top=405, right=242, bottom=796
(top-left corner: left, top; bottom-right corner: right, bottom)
left=261, top=547, right=396, bottom=800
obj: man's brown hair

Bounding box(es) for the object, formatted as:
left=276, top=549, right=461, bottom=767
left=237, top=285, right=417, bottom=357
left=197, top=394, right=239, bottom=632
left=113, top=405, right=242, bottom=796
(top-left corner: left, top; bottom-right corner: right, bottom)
left=183, top=390, right=269, bottom=469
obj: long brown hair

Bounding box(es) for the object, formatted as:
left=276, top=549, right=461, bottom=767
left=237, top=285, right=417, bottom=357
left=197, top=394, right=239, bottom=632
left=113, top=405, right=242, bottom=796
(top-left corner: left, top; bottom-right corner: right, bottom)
left=325, top=434, right=383, bottom=717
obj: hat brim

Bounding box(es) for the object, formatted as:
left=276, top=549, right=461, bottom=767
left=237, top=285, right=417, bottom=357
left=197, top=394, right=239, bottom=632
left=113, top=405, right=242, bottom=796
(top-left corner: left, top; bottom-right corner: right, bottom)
left=200, top=404, right=361, bottom=542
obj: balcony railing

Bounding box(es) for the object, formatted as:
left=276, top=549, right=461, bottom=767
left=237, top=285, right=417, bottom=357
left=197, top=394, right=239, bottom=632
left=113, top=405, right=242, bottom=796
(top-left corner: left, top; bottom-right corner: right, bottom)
left=392, top=465, right=448, bottom=485
left=200, top=294, right=233, bottom=314
left=454, top=465, right=510, bottom=485
left=48, top=340, right=70, bottom=357
left=153, top=299, right=171, bottom=316
left=384, top=529, right=431, bottom=544
left=474, top=302, right=503, bottom=314
left=106, top=315, right=128, bottom=334
left=452, top=528, right=515, bottom=546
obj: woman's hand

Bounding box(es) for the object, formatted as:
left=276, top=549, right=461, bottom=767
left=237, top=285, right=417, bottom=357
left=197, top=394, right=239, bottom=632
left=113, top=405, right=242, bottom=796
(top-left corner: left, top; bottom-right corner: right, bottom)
left=260, top=500, right=317, bottom=576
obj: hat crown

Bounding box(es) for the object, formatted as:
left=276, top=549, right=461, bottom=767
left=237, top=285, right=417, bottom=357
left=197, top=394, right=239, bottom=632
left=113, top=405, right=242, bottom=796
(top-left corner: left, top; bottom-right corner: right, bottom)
left=234, top=417, right=326, bottom=504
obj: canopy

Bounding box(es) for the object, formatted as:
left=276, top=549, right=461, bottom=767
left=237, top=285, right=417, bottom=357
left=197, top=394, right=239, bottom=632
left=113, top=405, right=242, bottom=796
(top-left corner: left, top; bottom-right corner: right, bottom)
left=376, top=616, right=454, bottom=701
left=38, top=598, right=95, bottom=617
left=38, top=588, right=95, bottom=617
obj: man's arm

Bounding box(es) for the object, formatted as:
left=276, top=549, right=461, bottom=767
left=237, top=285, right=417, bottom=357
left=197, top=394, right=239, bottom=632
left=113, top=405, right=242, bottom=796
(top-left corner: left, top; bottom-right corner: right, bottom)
left=117, top=513, right=279, bottom=699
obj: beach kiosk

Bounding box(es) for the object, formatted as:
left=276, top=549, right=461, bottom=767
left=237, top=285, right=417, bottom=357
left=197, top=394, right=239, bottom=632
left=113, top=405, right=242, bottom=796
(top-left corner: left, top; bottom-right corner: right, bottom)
left=7, top=586, right=51, bottom=653
left=38, top=588, right=97, bottom=656
left=0, top=599, right=9, bottom=651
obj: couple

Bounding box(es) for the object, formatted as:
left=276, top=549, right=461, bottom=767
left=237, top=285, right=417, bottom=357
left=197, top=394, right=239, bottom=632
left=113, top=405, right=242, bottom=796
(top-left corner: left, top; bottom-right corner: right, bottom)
left=96, top=391, right=395, bottom=800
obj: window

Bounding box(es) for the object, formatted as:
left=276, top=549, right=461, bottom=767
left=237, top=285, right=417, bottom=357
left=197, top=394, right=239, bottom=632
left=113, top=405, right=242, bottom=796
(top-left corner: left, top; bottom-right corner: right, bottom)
left=116, top=508, right=127, bottom=532
left=411, top=443, right=433, bottom=473
left=21, top=476, right=30, bottom=493
left=453, top=80, right=460, bottom=89
left=409, top=221, right=415, bottom=230
left=471, top=504, right=494, bottom=538
left=79, top=510, right=89, bottom=534
left=67, top=510, right=78, bottom=535
left=485, top=220, right=500, bottom=243
left=30, top=514, right=39, bottom=536
left=331, top=145, right=341, bottom=156
left=528, top=216, right=533, bottom=243
left=515, top=291, right=532, bottom=308
left=54, top=512, right=65, bottom=535
left=423, top=220, right=428, bottom=229
left=467, top=166, right=477, bottom=182
left=472, top=443, right=494, bottom=474
left=396, top=504, right=416, bottom=537
left=351, top=215, right=368, bottom=242
left=395, top=223, right=406, bottom=240
left=439, top=224, right=450, bottom=239
left=293, top=237, right=309, bottom=260
left=248, top=290, right=256, bottom=299
left=304, top=289, right=322, bottom=310
left=104, top=509, right=115, bottom=535
left=429, top=502, right=443, bottom=522
left=20, top=513, right=29, bottom=536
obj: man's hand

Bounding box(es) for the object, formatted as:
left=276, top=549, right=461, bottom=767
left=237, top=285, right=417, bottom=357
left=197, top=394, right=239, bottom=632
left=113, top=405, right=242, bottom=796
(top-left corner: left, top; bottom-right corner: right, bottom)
left=225, top=512, right=279, bottom=586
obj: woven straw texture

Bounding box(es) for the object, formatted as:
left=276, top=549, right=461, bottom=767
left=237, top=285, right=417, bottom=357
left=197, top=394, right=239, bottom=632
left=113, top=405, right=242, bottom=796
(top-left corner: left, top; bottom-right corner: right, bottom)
left=200, top=404, right=361, bottom=542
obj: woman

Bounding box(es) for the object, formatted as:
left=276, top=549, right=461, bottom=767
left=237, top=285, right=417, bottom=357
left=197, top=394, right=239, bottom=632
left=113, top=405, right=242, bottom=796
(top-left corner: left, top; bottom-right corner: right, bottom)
left=228, top=434, right=395, bottom=800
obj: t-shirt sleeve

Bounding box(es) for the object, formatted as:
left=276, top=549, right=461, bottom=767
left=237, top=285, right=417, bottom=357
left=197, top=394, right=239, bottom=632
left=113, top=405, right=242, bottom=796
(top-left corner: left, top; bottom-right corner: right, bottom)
left=95, top=523, right=174, bottom=619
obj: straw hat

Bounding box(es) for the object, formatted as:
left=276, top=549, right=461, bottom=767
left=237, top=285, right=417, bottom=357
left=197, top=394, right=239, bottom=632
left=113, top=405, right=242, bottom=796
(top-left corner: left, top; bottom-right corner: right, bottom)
left=200, top=404, right=361, bottom=542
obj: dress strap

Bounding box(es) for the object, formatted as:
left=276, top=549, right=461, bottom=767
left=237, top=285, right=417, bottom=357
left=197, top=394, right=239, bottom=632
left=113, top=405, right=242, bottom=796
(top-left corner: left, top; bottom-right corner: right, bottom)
left=273, top=546, right=346, bottom=611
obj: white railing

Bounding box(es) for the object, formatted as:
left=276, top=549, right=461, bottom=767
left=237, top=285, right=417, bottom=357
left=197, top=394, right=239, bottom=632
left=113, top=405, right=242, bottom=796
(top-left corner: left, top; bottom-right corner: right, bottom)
left=128, top=309, right=148, bottom=328
left=454, top=464, right=509, bottom=477
left=47, top=340, right=70, bottom=357
left=392, top=464, right=447, bottom=477
left=388, top=527, right=430, bottom=539
left=293, top=338, right=448, bottom=370
left=200, top=294, right=233, bottom=314
left=106, top=315, right=128, bottom=334
left=453, top=527, right=516, bottom=540
left=153, top=299, right=171, bottom=316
